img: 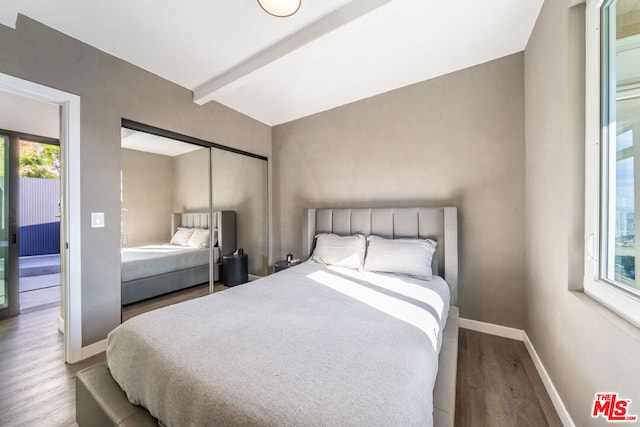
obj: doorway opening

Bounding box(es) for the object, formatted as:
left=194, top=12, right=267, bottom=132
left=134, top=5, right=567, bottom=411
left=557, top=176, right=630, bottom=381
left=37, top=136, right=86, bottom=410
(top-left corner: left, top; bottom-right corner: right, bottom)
left=0, top=72, right=82, bottom=363
left=18, top=138, right=61, bottom=313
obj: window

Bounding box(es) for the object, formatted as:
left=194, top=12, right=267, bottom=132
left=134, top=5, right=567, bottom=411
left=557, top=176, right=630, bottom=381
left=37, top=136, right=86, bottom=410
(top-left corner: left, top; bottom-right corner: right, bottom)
left=585, top=0, right=640, bottom=327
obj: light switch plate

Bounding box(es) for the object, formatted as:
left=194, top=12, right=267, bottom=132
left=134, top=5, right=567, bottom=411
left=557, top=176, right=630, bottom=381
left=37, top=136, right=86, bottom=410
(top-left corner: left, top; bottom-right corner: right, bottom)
left=91, top=212, right=105, bottom=228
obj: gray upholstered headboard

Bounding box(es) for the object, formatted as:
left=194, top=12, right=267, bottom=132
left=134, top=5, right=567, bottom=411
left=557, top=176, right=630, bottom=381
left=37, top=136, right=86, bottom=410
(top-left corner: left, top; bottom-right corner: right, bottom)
left=171, top=211, right=237, bottom=257
left=179, top=212, right=211, bottom=229
left=302, top=207, right=458, bottom=306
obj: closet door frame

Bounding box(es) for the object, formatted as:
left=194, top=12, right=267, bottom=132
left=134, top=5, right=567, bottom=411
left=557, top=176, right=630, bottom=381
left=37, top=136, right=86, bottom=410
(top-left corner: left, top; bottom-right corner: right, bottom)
left=120, top=119, right=268, bottom=292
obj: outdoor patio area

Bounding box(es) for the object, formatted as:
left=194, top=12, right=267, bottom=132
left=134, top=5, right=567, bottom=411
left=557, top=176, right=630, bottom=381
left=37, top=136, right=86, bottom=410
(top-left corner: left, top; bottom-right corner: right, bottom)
left=19, top=254, right=60, bottom=312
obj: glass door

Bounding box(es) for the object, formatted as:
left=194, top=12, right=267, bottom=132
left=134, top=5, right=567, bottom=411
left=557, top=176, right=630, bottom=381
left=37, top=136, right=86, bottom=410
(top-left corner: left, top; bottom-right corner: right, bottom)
left=0, top=134, right=7, bottom=311
left=0, top=133, right=19, bottom=319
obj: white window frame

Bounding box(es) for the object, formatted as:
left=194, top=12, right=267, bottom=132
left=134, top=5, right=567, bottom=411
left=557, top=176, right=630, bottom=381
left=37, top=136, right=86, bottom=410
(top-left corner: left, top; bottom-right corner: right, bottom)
left=585, top=0, right=640, bottom=328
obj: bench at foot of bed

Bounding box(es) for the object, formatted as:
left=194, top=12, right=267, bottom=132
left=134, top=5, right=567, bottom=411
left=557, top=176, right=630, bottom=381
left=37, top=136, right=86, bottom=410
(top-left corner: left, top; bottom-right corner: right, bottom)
left=76, top=363, right=157, bottom=426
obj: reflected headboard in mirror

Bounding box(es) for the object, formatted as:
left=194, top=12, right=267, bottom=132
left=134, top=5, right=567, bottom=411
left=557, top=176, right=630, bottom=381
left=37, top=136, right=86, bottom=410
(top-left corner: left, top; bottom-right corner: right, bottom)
left=171, top=211, right=237, bottom=257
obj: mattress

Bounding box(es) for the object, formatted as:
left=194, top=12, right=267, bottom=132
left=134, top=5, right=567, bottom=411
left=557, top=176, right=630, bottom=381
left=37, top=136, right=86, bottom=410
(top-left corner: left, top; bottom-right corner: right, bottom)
left=107, top=261, right=451, bottom=426
left=121, top=244, right=217, bottom=282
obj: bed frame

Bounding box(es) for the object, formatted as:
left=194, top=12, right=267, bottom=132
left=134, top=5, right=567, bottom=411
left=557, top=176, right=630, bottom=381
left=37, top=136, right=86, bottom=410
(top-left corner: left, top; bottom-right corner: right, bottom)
left=303, top=207, right=459, bottom=426
left=121, top=211, right=236, bottom=305
left=77, top=206, right=458, bottom=426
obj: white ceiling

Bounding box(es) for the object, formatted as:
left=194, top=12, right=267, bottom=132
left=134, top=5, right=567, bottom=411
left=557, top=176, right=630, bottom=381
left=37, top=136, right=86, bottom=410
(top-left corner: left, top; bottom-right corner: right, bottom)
left=121, top=128, right=204, bottom=157
left=1, top=0, right=543, bottom=126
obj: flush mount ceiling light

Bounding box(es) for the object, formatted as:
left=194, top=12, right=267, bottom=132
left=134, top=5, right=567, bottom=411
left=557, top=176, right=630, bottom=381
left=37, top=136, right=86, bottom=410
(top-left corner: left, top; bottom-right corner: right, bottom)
left=258, top=0, right=302, bottom=17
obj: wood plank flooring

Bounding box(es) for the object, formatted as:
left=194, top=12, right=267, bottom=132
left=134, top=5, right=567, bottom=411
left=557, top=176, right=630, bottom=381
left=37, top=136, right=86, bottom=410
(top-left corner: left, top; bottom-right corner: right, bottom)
left=0, top=305, right=104, bottom=427
left=455, top=328, right=562, bottom=427
left=0, top=291, right=562, bottom=427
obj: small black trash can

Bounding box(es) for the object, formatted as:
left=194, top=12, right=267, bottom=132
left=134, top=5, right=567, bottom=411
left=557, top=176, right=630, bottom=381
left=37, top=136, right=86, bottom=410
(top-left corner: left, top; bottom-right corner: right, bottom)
left=222, top=253, right=248, bottom=286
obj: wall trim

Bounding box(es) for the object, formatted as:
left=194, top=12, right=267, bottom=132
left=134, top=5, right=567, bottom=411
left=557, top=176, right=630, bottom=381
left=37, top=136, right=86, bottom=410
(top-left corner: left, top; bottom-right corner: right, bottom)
left=81, top=338, right=107, bottom=360
left=459, top=317, right=524, bottom=341
left=459, top=318, right=576, bottom=427
left=523, top=332, right=577, bottom=427
left=58, top=316, right=64, bottom=334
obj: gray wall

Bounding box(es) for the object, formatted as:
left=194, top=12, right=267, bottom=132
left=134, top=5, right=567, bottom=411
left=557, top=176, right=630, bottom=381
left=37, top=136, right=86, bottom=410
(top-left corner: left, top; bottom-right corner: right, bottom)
left=525, top=1, right=640, bottom=425
left=272, top=53, right=526, bottom=328
left=173, top=148, right=210, bottom=213
left=0, top=16, right=271, bottom=345
left=121, top=148, right=174, bottom=247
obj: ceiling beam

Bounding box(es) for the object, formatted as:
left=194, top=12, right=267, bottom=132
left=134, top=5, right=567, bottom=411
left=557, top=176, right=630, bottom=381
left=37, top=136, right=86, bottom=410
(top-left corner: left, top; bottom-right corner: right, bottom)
left=193, top=0, right=395, bottom=105
left=0, top=3, right=20, bottom=29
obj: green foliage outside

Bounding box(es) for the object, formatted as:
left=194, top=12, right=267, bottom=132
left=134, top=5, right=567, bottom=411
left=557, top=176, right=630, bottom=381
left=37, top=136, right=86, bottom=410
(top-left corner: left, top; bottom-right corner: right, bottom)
left=20, top=145, right=60, bottom=179
left=0, top=136, right=6, bottom=178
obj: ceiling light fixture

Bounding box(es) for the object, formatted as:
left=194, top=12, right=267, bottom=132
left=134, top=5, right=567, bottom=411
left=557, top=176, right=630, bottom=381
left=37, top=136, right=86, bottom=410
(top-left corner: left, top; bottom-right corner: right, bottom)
left=258, top=0, right=301, bottom=17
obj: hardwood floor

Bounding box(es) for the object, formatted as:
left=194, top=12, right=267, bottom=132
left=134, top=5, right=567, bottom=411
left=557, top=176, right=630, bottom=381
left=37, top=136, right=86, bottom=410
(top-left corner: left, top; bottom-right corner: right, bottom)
left=0, top=305, right=105, bottom=427
left=455, top=328, right=562, bottom=427
left=121, top=283, right=227, bottom=322
left=0, top=293, right=562, bottom=427
left=0, top=284, right=226, bottom=427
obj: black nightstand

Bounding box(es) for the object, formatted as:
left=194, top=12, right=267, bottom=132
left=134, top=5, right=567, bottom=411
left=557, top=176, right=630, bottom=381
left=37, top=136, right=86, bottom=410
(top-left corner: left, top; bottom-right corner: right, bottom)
left=222, top=254, right=248, bottom=286
left=274, top=260, right=300, bottom=273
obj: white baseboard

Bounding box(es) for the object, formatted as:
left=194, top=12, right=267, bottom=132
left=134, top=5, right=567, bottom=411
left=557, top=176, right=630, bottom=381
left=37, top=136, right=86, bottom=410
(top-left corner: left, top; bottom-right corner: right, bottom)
left=58, top=316, right=64, bottom=334
left=459, top=317, right=524, bottom=341
left=81, top=338, right=107, bottom=360
left=523, top=332, right=576, bottom=427
left=459, top=318, right=575, bottom=427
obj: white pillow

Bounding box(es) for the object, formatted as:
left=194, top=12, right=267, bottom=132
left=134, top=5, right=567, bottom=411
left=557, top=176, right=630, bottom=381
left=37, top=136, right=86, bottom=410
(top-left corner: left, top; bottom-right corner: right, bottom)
left=363, top=235, right=437, bottom=280
left=311, top=233, right=366, bottom=269
left=187, top=228, right=210, bottom=249
left=170, top=227, right=195, bottom=246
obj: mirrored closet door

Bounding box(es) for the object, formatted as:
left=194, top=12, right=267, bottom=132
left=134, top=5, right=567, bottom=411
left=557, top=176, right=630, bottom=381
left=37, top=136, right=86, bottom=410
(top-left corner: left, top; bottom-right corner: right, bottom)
left=211, top=147, right=268, bottom=279
left=120, top=126, right=212, bottom=317
left=119, top=121, right=269, bottom=320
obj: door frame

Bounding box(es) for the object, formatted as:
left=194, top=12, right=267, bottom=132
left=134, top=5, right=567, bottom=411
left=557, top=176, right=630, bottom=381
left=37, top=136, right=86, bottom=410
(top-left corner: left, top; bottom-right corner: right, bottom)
left=0, top=133, right=19, bottom=319
left=0, top=132, right=61, bottom=318
left=0, top=72, right=82, bottom=363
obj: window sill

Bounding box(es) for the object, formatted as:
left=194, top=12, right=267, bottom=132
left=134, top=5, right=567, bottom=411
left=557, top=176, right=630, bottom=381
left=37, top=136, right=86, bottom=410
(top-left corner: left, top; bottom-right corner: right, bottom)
left=584, top=280, right=640, bottom=329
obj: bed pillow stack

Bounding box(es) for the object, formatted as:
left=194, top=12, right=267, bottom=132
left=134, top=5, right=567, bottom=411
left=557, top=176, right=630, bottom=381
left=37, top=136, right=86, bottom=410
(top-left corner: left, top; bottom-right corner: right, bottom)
left=187, top=229, right=210, bottom=248
left=169, top=228, right=210, bottom=248
left=310, top=233, right=437, bottom=280
left=170, top=227, right=195, bottom=246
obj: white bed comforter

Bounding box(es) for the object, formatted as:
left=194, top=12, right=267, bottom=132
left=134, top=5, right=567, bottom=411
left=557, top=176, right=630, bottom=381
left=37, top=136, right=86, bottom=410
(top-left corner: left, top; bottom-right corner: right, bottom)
left=107, top=261, right=451, bottom=426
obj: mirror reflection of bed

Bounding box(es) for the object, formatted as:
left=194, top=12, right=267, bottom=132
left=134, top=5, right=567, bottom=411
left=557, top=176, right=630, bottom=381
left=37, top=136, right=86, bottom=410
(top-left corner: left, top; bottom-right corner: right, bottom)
left=121, top=211, right=236, bottom=321
left=119, top=124, right=269, bottom=321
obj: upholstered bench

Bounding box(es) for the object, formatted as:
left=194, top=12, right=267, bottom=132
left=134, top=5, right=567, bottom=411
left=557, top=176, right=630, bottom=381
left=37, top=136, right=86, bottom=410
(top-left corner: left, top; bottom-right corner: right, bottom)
left=76, top=363, right=157, bottom=426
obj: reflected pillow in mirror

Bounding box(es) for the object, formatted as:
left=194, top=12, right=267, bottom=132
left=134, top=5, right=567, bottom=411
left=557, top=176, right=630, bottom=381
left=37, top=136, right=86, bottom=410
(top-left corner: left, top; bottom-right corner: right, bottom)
left=170, top=227, right=195, bottom=246
left=187, top=228, right=210, bottom=249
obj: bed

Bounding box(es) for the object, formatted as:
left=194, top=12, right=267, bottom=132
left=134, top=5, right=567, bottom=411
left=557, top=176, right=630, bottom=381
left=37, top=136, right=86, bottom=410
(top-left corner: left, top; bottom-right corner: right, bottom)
left=78, top=206, right=459, bottom=426
left=121, top=211, right=236, bottom=305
